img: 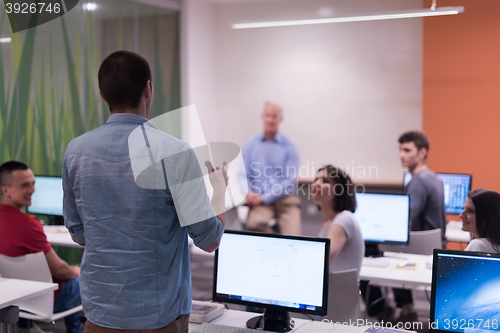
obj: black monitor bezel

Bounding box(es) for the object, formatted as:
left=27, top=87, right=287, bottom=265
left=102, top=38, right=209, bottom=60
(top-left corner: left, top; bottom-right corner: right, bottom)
left=212, top=230, right=330, bottom=317
left=435, top=173, right=473, bottom=215
left=430, top=248, right=500, bottom=333
left=355, top=192, right=411, bottom=246
left=27, top=175, right=63, bottom=217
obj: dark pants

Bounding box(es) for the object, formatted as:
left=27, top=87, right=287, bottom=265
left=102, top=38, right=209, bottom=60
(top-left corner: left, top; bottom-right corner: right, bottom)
left=360, top=281, right=413, bottom=316
left=392, top=288, right=413, bottom=308
left=360, top=280, right=385, bottom=317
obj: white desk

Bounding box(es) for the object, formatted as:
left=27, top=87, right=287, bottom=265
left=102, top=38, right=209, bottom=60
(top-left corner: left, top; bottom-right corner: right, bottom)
left=0, top=278, right=58, bottom=310
left=360, top=252, right=433, bottom=288
left=43, top=226, right=84, bottom=248
left=188, top=309, right=368, bottom=333
left=446, top=221, right=471, bottom=243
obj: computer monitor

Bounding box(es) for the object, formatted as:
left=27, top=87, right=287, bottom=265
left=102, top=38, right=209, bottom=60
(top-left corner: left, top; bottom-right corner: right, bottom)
left=430, top=249, right=500, bottom=333
left=354, top=192, right=410, bottom=257
left=436, top=173, right=472, bottom=215
left=27, top=176, right=63, bottom=220
left=403, top=171, right=412, bottom=188
left=212, top=230, right=330, bottom=332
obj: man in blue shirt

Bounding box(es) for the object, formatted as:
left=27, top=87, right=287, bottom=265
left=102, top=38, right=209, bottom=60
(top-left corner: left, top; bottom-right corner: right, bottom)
left=241, top=102, right=301, bottom=236
left=63, top=51, right=225, bottom=333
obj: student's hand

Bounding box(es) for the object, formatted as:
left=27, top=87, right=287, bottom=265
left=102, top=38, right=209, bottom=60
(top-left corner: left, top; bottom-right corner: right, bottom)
left=205, top=161, right=229, bottom=193
left=205, top=161, right=229, bottom=218
left=72, top=265, right=81, bottom=277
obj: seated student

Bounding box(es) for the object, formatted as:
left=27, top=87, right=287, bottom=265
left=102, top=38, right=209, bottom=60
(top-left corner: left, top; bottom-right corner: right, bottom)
left=0, top=161, right=82, bottom=333
left=460, top=189, right=500, bottom=253
left=311, top=165, right=365, bottom=278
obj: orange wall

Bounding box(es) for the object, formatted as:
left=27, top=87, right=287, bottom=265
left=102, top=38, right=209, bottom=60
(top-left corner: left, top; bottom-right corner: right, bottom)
left=423, top=0, right=500, bottom=193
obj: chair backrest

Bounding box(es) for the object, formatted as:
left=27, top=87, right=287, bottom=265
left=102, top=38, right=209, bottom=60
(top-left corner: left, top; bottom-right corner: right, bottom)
left=0, top=252, right=54, bottom=318
left=379, top=228, right=442, bottom=255
left=324, top=269, right=359, bottom=323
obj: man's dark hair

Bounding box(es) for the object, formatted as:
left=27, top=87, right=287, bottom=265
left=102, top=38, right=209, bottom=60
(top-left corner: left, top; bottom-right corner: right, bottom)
left=98, top=50, right=152, bottom=112
left=469, top=189, right=500, bottom=251
left=0, top=161, right=29, bottom=186
left=317, top=165, right=356, bottom=213
left=398, top=131, right=430, bottom=152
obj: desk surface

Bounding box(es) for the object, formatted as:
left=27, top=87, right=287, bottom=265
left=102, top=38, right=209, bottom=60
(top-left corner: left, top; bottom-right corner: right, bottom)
left=43, top=226, right=84, bottom=248
left=188, top=309, right=368, bottom=333
left=360, top=252, right=432, bottom=288
left=0, top=278, right=58, bottom=309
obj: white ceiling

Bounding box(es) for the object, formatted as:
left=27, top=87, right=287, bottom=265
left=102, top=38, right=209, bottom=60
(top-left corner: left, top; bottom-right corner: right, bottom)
left=202, top=0, right=290, bottom=3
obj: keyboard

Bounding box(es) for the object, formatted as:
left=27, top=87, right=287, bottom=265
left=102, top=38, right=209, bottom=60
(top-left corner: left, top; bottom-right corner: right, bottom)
left=363, top=258, right=389, bottom=267
left=192, top=322, right=274, bottom=333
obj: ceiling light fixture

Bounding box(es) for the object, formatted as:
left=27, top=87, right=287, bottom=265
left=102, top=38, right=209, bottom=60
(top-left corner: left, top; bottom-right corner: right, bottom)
left=84, top=3, right=97, bottom=11
left=0, top=38, right=11, bottom=43
left=232, top=1, right=463, bottom=29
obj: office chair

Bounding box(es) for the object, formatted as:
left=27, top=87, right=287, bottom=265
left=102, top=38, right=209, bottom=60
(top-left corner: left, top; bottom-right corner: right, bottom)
left=379, top=228, right=442, bottom=255
left=323, top=269, right=360, bottom=323
left=0, top=252, right=83, bottom=331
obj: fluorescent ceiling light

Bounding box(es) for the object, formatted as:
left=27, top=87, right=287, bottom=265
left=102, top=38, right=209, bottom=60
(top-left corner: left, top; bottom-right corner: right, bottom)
left=84, top=3, right=97, bottom=11
left=0, top=38, right=11, bottom=43
left=232, top=6, right=464, bottom=29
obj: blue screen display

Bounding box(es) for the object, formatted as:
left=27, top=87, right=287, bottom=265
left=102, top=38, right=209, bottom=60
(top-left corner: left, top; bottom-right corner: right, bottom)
left=433, top=252, right=500, bottom=332
left=436, top=174, right=472, bottom=215
left=27, top=176, right=63, bottom=216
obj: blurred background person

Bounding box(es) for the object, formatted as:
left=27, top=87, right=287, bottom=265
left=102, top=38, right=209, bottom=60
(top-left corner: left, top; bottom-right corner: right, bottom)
left=240, top=102, right=301, bottom=235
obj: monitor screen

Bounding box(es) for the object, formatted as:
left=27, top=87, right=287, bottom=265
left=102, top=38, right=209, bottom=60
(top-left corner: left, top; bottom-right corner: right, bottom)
left=213, top=230, right=330, bottom=331
left=27, top=176, right=63, bottom=216
left=403, top=172, right=412, bottom=188
left=354, top=192, right=410, bottom=245
left=436, top=173, right=472, bottom=215
left=430, top=249, right=500, bottom=333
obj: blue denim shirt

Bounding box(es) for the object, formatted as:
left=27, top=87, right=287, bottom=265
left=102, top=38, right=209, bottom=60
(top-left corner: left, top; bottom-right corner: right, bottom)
left=241, top=132, right=299, bottom=204
left=63, top=113, right=223, bottom=329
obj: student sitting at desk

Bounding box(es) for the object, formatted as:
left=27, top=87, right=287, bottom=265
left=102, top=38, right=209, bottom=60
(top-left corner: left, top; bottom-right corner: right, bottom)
left=460, top=189, right=500, bottom=253
left=311, top=165, right=365, bottom=278
left=0, top=161, right=82, bottom=333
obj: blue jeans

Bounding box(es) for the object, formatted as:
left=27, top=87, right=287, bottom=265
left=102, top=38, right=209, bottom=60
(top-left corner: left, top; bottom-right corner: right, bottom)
left=54, top=278, right=82, bottom=333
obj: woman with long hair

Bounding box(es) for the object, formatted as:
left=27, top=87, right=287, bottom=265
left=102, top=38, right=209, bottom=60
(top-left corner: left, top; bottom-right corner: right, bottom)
left=460, top=189, right=500, bottom=253
left=311, top=165, right=365, bottom=276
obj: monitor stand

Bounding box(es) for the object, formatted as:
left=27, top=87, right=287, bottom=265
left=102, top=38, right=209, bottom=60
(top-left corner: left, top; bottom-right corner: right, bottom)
left=364, top=243, right=384, bottom=258
left=48, top=215, right=65, bottom=226
left=247, top=309, right=292, bottom=332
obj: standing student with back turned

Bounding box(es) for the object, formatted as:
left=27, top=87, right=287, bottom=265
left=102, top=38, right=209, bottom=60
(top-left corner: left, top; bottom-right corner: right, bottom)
left=63, top=51, right=227, bottom=333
